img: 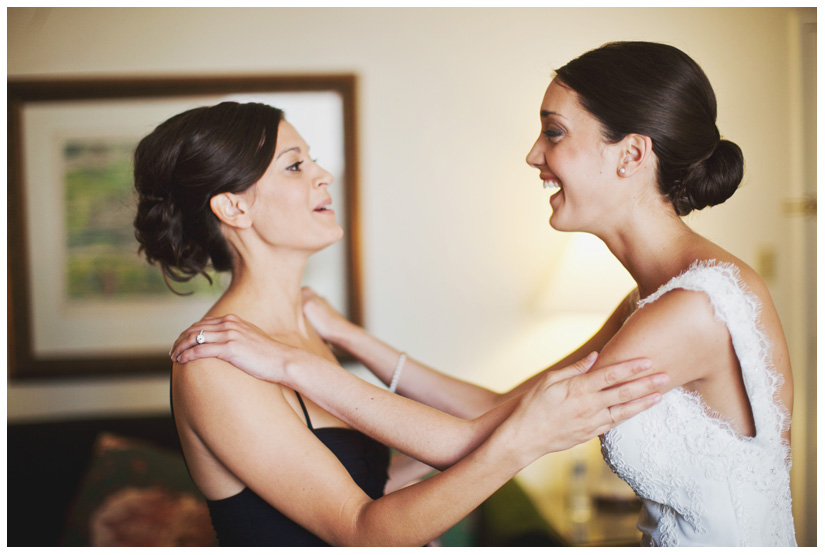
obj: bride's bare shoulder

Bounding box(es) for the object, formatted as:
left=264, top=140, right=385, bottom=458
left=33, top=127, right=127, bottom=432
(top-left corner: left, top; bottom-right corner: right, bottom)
left=691, top=244, right=770, bottom=300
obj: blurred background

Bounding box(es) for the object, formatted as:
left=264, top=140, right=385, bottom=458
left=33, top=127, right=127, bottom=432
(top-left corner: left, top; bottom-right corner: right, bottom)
left=7, top=6, right=816, bottom=546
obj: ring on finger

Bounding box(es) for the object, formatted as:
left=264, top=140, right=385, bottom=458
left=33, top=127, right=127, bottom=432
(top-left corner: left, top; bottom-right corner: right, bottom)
left=196, top=330, right=206, bottom=344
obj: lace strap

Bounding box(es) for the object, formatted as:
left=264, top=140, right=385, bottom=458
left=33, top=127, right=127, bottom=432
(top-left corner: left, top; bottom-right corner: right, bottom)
left=638, top=260, right=788, bottom=441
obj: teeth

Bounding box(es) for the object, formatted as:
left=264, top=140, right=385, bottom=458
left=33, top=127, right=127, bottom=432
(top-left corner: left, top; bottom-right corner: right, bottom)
left=543, top=180, right=560, bottom=191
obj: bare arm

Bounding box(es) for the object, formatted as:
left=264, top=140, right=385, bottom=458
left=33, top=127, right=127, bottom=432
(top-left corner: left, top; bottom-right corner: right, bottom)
left=593, top=289, right=725, bottom=391
left=174, top=348, right=664, bottom=546
left=174, top=358, right=516, bottom=546
left=171, top=313, right=666, bottom=470
left=303, top=287, right=638, bottom=417
left=585, top=287, right=761, bottom=438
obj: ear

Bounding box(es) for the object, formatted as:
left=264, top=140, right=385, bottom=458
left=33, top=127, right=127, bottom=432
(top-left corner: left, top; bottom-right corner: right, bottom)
left=617, top=134, right=653, bottom=178
left=210, top=192, right=253, bottom=229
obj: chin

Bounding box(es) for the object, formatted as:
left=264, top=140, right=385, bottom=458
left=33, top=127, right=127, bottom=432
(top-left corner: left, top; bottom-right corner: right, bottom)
left=548, top=212, right=569, bottom=232
left=548, top=208, right=585, bottom=233
left=316, top=226, right=345, bottom=251
left=549, top=216, right=595, bottom=237
left=296, top=228, right=343, bottom=260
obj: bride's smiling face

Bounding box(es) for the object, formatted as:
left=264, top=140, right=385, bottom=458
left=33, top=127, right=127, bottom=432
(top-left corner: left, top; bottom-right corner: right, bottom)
left=525, top=80, right=624, bottom=234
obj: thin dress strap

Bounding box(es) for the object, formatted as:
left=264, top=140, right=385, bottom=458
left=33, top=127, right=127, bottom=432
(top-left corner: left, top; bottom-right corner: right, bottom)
left=295, top=391, right=314, bottom=430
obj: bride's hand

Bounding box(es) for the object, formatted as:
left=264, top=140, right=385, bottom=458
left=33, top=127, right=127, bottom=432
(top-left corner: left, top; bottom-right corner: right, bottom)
left=301, top=287, right=355, bottom=343
left=169, top=314, right=303, bottom=383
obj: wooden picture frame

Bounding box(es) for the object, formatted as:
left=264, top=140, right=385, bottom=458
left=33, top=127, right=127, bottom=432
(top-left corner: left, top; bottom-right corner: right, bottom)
left=8, top=75, right=361, bottom=379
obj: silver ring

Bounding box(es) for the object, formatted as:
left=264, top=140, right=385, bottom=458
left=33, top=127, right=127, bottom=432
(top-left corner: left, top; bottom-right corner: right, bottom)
left=196, top=330, right=206, bottom=344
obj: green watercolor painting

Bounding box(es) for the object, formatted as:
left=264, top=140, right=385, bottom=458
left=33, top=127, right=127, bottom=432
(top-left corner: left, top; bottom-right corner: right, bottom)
left=64, top=139, right=220, bottom=300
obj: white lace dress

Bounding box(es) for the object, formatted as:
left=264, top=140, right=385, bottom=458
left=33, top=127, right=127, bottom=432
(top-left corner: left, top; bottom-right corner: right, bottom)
left=600, top=261, right=796, bottom=546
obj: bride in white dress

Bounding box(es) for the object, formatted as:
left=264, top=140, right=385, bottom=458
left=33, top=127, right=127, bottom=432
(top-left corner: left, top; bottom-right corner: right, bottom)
left=527, top=42, right=796, bottom=546
left=171, top=42, right=795, bottom=546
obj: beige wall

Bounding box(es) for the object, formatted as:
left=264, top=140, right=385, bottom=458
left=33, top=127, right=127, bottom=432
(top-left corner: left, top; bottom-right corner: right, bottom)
left=7, top=7, right=815, bottom=545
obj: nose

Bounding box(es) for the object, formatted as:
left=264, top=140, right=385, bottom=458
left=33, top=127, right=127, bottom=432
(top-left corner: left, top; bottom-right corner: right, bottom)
left=315, top=163, right=334, bottom=188
left=525, top=136, right=544, bottom=169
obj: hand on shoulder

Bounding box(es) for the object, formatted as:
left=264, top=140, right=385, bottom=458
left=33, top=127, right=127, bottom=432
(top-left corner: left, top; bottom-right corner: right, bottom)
left=170, top=314, right=304, bottom=384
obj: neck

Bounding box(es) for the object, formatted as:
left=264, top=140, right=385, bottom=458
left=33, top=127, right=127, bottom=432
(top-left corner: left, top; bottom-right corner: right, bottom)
left=597, top=204, right=699, bottom=298
left=216, top=247, right=312, bottom=339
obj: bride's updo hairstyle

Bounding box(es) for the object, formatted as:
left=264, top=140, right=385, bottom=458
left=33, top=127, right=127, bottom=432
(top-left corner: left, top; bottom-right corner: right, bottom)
left=555, top=41, right=744, bottom=216
left=133, top=102, right=283, bottom=291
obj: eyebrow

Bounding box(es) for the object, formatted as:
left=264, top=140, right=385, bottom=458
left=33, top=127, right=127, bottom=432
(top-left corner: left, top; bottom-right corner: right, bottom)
left=275, top=146, right=301, bottom=159
left=540, top=110, right=565, bottom=119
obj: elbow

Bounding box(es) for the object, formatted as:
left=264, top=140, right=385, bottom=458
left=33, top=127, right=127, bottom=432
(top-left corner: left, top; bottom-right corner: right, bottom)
left=427, top=418, right=486, bottom=471
left=323, top=499, right=365, bottom=546
left=332, top=500, right=406, bottom=547
left=486, top=390, right=506, bottom=411
left=450, top=390, right=501, bottom=420
left=396, top=413, right=477, bottom=471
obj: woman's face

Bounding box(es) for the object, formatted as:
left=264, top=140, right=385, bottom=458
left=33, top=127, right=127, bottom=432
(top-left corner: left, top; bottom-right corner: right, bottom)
left=525, top=80, right=624, bottom=234
left=243, top=120, right=343, bottom=253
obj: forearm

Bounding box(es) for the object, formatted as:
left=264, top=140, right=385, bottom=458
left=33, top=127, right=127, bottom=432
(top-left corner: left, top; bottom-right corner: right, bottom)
left=344, top=423, right=530, bottom=546
left=497, top=346, right=594, bottom=402
left=494, top=293, right=638, bottom=403
left=333, top=323, right=501, bottom=418
left=283, top=352, right=517, bottom=469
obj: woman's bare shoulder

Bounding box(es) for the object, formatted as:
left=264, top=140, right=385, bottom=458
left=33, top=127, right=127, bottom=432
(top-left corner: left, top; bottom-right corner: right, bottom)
left=690, top=246, right=770, bottom=301
left=174, top=356, right=267, bottom=393
left=603, top=285, right=733, bottom=391
left=172, top=356, right=294, bottom=427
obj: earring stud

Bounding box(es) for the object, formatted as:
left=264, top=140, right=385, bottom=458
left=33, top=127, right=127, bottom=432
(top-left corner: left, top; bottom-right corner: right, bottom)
left=619, top=167, right=626, bottom=175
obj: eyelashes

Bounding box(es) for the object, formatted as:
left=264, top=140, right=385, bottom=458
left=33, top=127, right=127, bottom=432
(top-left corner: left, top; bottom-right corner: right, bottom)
left=286, top=157, right=322, bottom=173
left=543, top=128, right=564, bottom=141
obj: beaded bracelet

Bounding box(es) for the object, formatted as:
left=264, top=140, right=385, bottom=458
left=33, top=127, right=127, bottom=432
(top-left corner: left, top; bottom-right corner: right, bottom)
left=389, top=352, right=407, bottom=394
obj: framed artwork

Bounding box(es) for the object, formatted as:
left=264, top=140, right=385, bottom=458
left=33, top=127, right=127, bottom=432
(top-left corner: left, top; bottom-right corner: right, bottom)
left=8, top=75, right=361, bottom=378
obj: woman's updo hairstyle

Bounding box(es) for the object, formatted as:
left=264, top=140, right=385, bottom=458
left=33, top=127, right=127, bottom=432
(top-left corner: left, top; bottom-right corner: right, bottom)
left=133, top=102, right=283, bottom=292
left=555, top=41, right=744, bottom=216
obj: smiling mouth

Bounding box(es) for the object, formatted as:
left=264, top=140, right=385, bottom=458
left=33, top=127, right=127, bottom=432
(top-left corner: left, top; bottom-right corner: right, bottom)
left=543, top=179, right=561, bottom=191
left=314, top=198, right=333, bottom=212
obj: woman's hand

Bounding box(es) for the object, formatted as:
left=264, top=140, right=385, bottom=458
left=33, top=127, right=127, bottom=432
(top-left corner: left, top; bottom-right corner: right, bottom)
left=301, top=287, right=356, bottom=343
left=496, top=353, right=667, bottom=465
left=169, top=314, right=303, bottom=383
